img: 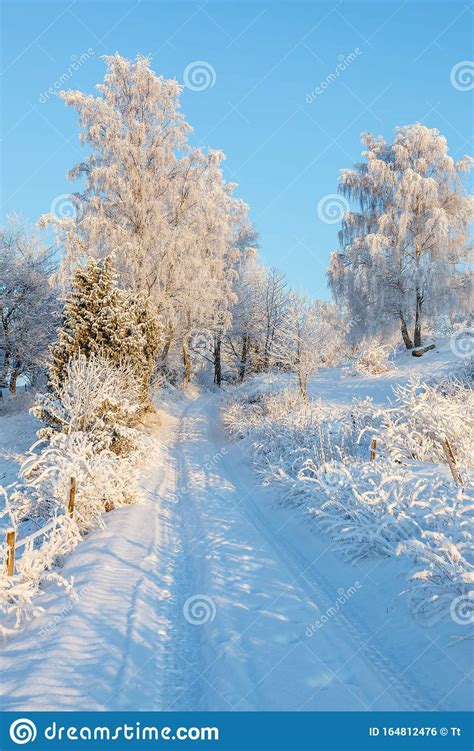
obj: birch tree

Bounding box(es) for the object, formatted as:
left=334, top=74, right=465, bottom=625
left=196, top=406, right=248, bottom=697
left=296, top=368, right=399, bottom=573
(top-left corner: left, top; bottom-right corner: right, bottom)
left=275, top=294, right=340, bottom=400
left=0, top=218, right=57, bottom=393
left=328, top=124, right=473, bottom=348
left=40, top=54, right=247, bottom=383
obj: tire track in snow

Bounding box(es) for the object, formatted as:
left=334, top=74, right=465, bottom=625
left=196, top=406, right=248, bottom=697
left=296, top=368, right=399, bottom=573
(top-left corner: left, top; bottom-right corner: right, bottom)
left=207, top=398, right=437, bottom=711
left=162, top=395, right=411, bottom=710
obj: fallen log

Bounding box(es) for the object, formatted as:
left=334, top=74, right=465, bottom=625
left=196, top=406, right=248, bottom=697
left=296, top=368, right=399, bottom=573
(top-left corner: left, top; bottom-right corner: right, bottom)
left=412, top=343, right=436, bottom=357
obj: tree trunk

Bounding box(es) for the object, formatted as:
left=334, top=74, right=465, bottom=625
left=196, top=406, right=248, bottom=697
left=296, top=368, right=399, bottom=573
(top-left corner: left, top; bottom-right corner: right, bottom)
left=413, top=288, right=423, bottom=348
left=399, top=311, right=414, bottom=349
left=297, top=372, right=307, bottom=401
left=239, top=333, right=249, bottom=382
left=263, top=325, right=275, bottom=370
left=213, top=336, right=222, bottom=387
left=182, top=337, right=191, bottom=386
left=412, top=343, right=435, bottom=357
left=0, top=347, right=10, bottom=388
left=160, top=323, right=174, bottom=363
left=9, top=370, right=19, bottom=394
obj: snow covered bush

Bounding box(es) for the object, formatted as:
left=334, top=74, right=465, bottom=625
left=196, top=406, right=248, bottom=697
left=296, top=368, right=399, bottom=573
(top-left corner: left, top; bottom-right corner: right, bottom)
left=13, top=430, right=145, bottom=534
left=349, top=343, right=396, bottom=377
left=397, top=531, right=473, bottom=626
left=0, top=353, right=150, bottom=637
left=223, top=373, right=473, bottom=625
left=379, top=377, right=473, bottom=468
left=33, top=353, right=142, bottom=456
left=223, top=383, right=378, bottom=476
left=24, top=353, right=147, bottom=530
left=0, top=510, right=80, bottom=638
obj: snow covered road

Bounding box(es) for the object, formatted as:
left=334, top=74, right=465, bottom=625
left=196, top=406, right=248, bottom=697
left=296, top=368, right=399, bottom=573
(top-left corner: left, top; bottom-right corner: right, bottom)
left=0, top=392, right=460, bottom=711
left=163, top=394, right=411, bottom=711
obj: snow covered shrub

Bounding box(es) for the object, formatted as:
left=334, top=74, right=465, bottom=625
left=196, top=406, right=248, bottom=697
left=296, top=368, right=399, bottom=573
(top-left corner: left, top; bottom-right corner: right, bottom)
left=223, top=373, right=473, bottom=626
left=379, top=377, right=473, bottom=468
left=33, top=353, right=142, bottom=456
left=223, top=381, right=379, bottom=478
left=0, top=352, right=150, bottom=637
left=12, top=429, right=145, bottom=534
left=0, top=489, right=81, bottom=638
left=351, top=344, right=395, bottom=377
left=397, top=529, right=473, bottom=625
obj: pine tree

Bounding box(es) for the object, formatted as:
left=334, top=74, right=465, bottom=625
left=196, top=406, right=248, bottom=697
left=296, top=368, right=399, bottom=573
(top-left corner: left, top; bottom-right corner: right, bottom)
left=48, top=256, right=160, bottom=405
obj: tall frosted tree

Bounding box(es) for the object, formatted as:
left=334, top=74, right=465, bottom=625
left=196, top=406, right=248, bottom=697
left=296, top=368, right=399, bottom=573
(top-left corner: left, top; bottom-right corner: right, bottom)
left=41, top=54, right=246, bottom=383
left=328, top=124, right=473, bottom=348
left=0, top=217, right=57, bottom=393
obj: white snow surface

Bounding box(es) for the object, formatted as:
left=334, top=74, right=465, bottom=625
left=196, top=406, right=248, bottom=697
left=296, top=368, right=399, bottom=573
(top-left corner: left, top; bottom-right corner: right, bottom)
left=0, top=342, right=472, bottom=711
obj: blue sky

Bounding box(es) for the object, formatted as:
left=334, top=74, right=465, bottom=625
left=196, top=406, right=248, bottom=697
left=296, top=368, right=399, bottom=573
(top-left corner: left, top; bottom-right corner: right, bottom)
left=1, top=0, right=472, bottom=299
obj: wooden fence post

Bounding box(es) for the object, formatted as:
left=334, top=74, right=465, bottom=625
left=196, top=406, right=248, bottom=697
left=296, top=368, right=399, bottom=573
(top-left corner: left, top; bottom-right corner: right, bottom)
left=442, top=437, right=463, bottom=485
left=6, top=529, right=15, bottom=576
left=68, top=477, right=76, bottom=517
left=370, top=437, right=377, bottom=460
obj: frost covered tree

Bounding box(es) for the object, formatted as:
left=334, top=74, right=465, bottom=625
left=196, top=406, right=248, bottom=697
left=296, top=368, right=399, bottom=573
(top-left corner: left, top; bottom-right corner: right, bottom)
left=328, top=124, right=473, bottom=348
left=47, top=256, right=160, bottom=406
left=260, top=268, right=289, bottom=369
left=40, top=54, right=247, bottom=385
left=226, top=245, right=264, bottom=381
left=275, top=294, right=341, bottom=400
left=225, top=259, right=291, bottom=381
left=0, top=218, right=57, bottom=393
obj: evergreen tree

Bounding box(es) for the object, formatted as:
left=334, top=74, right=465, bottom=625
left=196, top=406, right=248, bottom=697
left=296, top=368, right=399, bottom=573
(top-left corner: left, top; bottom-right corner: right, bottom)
left=48, top=256, right=160, bottom=405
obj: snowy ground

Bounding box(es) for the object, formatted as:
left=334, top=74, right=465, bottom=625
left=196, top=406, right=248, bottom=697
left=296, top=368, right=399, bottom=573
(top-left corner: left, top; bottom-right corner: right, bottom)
left=0, top=403, right=39, bottom=536
left=0, top=342, right=471, bottom=711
